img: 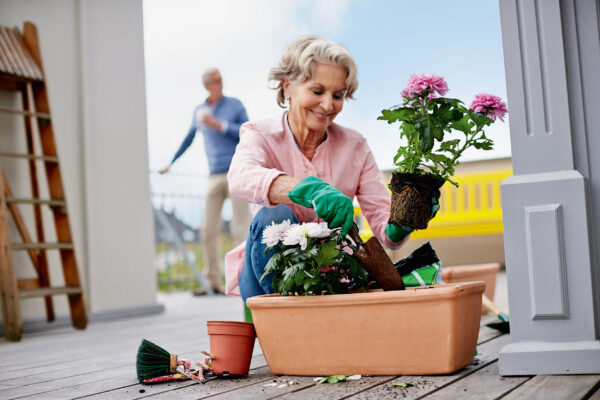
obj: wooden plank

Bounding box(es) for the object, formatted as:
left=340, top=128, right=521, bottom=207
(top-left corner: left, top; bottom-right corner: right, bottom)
left=7, top=28, right=38, bottom=79
left=421, top=361, right=529, bottom=399
left=11, top=242, right=73, bottom=250
left=344, top=334, right=511, bottom=400
left=0, top=27, right=30, bottom=79
left=267, top=376, right=395, bottom=400
left=6, top=197, right=66, bottom=207
left=22, top=23, right=44, bottom=75
left=0, top=152, right=58, bottom=162
left=501, top=375, right=600, bottom=400
left=17, top=278, right=40, bottom=290
left=0, top=174, right=22, bottom=341
left=128, top=366, right=275, bottom=400
left=15, top=355, right=267, bottom=400
left=1, top=171, right=41, bottom=272
left=0, top=105, right=51, bottom=119
left=589, top=387, right=600, bottom=400
left=0, top=365, right=133, bottom=398
left=22, top=82, right=54, bottom=321
left=0, top=28, right=16, bottom=75
left=19, top=286, right=82, bottom=299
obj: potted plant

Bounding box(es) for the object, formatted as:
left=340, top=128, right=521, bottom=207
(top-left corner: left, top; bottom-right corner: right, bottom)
left=248, top=221, right=486, bottom=376
left=378, top=73, right=507, bottom=229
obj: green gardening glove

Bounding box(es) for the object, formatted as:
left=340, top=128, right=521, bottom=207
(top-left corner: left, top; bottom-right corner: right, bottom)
left=385, top=188, right=441, bottom=243
left=288, top=176, right=354, bottom=236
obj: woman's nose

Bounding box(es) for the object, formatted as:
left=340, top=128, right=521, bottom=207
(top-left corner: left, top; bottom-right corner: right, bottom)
left=320, top=95, right=334, bottom=112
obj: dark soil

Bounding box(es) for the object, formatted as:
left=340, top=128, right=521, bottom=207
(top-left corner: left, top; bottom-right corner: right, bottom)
left=389, top=172, right=445, bottom=229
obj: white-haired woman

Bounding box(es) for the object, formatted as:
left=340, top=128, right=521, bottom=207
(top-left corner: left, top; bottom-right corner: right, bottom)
left=226, top=36, right=412, bottom=302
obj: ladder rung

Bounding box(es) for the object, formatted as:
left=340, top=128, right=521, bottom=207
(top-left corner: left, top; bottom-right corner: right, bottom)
left=0, top=106, right=51, bottom=119
left=11, top=242, right=73, bottom=251
left=0, top=152, right=58, bottom=162
left=19, top=286, right=82, bottom=299
left=6, top=197, right=66, bottom=208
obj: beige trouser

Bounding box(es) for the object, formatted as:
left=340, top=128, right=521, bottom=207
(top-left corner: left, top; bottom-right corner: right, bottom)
left=202, top=173, right=251, bottom=290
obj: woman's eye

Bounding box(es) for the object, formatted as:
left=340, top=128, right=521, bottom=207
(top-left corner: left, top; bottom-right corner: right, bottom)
left=311, top=90, right=322, bottom=95
left=333, top=94, right=343, bottom=99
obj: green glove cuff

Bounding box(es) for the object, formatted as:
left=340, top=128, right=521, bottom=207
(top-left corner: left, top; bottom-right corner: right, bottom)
left=386, top=223, right=413, bottom=243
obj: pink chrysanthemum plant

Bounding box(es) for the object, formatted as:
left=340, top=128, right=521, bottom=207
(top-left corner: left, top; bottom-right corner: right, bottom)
left=260, top=221, right=368, bottom=296
left=378, top=74, right=508, bottom=187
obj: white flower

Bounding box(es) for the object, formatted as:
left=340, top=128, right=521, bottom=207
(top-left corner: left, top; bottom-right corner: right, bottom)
left=282, top=224, right=307, bottom=250
left=304, top=222, right=332, bottom=238
left=262, top=220, right=292, bottom=247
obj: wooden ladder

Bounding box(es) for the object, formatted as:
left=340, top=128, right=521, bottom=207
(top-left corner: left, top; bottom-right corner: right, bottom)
left=0, top=22, right=87, bottom=341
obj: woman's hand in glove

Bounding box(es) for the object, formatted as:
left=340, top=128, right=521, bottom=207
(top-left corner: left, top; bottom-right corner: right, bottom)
left=288, top=176, right=354, bottom=236
left=386, top=189, right=441, bottom=243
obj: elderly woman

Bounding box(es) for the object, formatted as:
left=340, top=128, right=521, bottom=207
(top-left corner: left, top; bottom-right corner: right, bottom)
left=226, top=36, right=413, bottom=302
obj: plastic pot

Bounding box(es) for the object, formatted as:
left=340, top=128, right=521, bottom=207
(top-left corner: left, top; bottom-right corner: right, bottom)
left=207, top=321, right=256, bottom=375
left=247, top=282, right=484, bottom=376
left=442, top=263, right=500, bottom=314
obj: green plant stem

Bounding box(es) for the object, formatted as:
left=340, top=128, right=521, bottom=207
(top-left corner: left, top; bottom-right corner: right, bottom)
left=440, top=128, right=481, bottom=177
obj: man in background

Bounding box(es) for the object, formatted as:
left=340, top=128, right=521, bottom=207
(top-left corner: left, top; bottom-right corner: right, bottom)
left=160, top=68, right=250, bottom=293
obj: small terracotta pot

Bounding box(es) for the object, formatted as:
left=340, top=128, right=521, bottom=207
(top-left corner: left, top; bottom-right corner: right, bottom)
left=207, top=321, right=256, bottom=375
left=442, top=263, right=500, bottom=314
left=389, top=172, right=445, bottom=229
left=247, top=282, right=484, bottom=376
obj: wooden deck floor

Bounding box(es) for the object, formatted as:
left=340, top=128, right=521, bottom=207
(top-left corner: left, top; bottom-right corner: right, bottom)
left=1, top=273, right=600, bottom=399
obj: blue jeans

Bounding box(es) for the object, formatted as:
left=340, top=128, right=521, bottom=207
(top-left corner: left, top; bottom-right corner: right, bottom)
left=239, top=205, right=298, bottom=303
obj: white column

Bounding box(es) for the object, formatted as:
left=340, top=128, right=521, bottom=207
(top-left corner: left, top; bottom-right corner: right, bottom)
left=498, top=0, right=600, bottom=374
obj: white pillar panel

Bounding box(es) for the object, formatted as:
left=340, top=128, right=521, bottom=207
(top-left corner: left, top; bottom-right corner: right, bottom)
left=499, top=0, right=600, bottom=375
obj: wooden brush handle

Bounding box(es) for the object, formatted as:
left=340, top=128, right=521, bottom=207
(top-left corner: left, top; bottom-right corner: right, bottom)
left=170, top=354, right=178, bottom=372
left=481, top=294, right=502, bottom=317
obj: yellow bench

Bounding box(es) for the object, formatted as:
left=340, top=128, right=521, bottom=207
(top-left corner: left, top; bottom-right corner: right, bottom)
left=355, top=168, right=512, bottom=240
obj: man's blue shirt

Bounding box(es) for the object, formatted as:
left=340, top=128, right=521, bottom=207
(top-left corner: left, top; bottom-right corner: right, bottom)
left=170, top=96, right=248, bottom=174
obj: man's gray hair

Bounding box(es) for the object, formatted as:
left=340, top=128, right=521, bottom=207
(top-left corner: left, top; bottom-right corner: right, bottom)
left=202, top=67, right=220, bottom=86
left=268, top=35, right=358, bottom=108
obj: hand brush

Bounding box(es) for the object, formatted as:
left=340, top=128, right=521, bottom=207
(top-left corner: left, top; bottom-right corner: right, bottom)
left=136, top=339, right=183, bottom=384
left=482, top=295, right=510, bottom=334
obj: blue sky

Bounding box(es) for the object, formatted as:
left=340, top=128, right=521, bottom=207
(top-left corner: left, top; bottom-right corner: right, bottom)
left=144, top=0, right=509, bottom=224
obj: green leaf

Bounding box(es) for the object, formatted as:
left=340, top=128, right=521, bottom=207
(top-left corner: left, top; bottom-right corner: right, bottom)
left=439, top=139, right=461, bottom=151
left=377, top=108, right=414, bottom=124
left=471, top=111, right=493, bottom=127
left=315, top=241, right=339, bottom=268
left=392, top=382, right=410, bottom=387
left=260, top=253, right=282, bottom=282
left=426, top=153, right=453, bottom=165
left=450, top=115, right=473, bottom=134
left=418, top=118, right=435, bottom=152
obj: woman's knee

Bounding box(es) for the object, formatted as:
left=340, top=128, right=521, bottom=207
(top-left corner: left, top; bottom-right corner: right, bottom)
left=253, top=205, right=297, bottom=227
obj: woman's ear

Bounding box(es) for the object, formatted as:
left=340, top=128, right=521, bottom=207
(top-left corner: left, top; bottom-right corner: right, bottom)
left=282, top=79, right=291, bottom=100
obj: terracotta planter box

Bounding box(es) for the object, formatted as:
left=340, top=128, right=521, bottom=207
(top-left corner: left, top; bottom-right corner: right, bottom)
left=247, top=282, right=484, bottom=376
left=442, top=263, right=500, bottom=314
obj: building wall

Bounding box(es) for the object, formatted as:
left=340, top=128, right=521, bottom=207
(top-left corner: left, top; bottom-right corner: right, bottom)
left=0, top=0, right=157, bottom=319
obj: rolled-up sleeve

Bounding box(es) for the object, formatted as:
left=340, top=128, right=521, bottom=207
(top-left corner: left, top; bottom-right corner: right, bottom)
left=228, top=122, right=286, bottom=207
left=355, top=140, right=409, bottom=250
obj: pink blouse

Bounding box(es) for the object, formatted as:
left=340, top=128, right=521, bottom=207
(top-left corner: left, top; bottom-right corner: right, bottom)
left=224, top=112, right=408, bottom=295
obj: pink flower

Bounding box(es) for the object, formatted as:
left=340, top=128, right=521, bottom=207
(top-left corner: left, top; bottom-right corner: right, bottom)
left=402, top=73, right=449, bottom=100
left=469, top=93, right=508, bottom=122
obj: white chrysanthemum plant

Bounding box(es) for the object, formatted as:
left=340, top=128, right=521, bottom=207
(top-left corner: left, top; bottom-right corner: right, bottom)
left=260, top=220, right=369, bottom=296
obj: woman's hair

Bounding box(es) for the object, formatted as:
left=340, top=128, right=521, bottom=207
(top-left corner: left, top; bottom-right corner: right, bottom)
left=268, top=35, right=358, bottom=108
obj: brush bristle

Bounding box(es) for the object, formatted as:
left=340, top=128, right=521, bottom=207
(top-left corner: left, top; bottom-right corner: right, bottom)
left=136, top=339, right=174, bottom=383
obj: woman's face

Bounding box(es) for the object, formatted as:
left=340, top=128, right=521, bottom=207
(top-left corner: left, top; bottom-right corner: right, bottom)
left=284, top=62, right=347, bottom=134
